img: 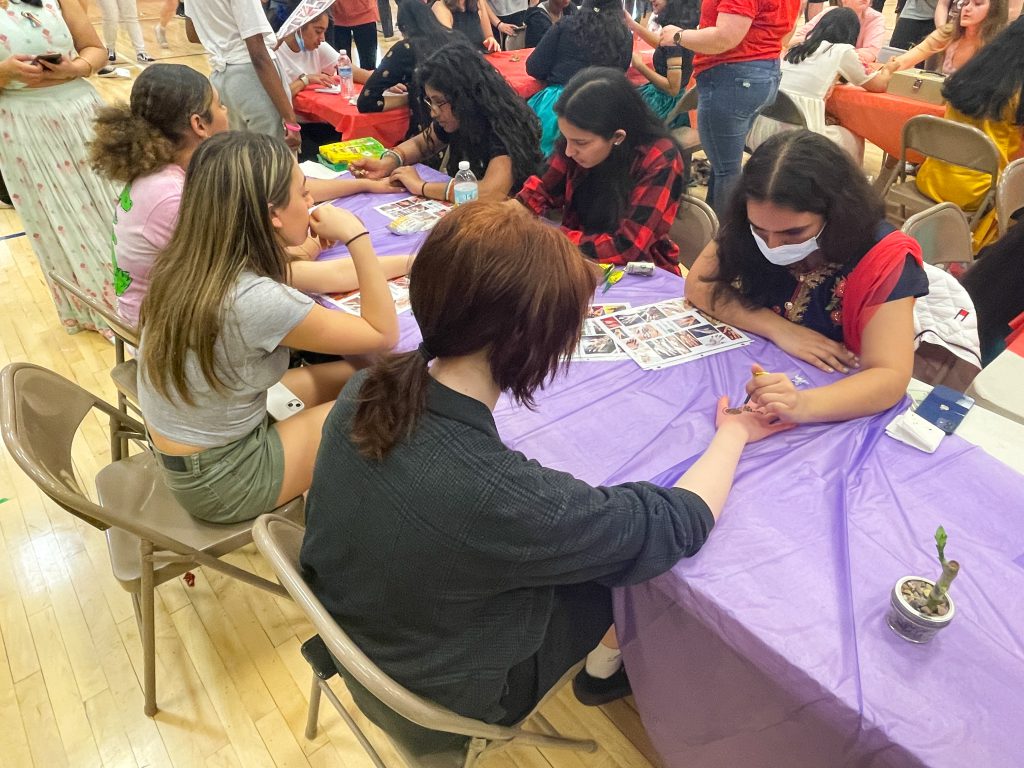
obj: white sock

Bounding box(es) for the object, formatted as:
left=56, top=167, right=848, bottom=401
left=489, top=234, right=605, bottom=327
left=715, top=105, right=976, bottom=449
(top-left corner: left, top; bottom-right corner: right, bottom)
left=584, top=644, right=623, bottom=679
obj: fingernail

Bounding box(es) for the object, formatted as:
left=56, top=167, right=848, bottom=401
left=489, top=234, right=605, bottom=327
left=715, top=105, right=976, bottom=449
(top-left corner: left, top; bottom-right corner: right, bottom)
left=825, top=367, right=834, bottom=373
left=839, top=367, right=848, bottom=373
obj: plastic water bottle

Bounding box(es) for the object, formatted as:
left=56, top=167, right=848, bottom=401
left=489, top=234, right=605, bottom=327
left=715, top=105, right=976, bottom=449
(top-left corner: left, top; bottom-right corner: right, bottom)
left=336, top=50, right=353, bottom=99
left=453, top=161, right=478, bottom=205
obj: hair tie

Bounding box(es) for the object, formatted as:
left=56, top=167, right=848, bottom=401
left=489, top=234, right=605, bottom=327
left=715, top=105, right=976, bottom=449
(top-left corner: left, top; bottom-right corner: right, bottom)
left=417, top=341, right=436, bottom=362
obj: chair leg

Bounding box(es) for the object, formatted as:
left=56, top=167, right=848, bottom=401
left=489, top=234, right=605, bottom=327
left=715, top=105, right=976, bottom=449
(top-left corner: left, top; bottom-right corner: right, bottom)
left=140, top=538, right=157, bottom=717
left=305, top=674, right=322, bottom=740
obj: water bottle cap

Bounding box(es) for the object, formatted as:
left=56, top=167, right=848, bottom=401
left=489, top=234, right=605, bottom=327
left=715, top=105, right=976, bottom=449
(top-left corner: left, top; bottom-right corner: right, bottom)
left=458, top=161, right=470, bottom=170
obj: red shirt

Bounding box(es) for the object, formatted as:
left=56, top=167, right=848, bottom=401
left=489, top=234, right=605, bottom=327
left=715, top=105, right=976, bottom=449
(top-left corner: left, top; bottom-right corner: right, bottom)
left=692, top=0, right=801, bottom=78
left=332, top=0, right=378, bottom=28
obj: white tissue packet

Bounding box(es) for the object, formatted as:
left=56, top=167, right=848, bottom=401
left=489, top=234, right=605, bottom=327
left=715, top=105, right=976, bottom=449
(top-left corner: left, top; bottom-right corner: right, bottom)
left=885, top=409, right=945, bottom=453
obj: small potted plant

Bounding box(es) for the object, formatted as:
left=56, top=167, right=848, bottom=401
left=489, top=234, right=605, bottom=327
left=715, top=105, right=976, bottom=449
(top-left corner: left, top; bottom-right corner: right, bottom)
left=887, top=526, right=961, bottom=644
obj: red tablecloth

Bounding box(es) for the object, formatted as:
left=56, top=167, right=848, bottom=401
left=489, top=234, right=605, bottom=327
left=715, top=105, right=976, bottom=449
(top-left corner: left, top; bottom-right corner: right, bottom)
left=294, top=45, right=654, bottom=147
left=825, top=84, right=945, bottom=157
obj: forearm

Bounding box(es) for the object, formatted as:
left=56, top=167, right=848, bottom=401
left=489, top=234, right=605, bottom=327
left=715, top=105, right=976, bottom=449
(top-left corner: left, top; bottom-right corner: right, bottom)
left=676, top=26, right=743, bottom=55
left=290, top=253, right=412, bottom=293
left=795, top=366, right=909, bottom=422
left=673, top=423, right=748, bottom=521
left=310, top=177, right=390, bottom=202
left=685, top=280, right=787, bottom=339
left=349, top=238, right=400, bottom=343
left=419, top=178, right=453, bottom=202
left=289, top=78, right=304, bottom=96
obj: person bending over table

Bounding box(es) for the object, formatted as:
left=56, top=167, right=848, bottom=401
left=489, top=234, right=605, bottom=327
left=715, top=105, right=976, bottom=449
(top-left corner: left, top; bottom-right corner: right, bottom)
left=523, top=0, right=576, bottom=47
left=686, top=131, right=929, bottom=424
left=877, top=0, right=1006, bottom=77
left=747, top=9, right=888, bottom=163
left=349, top=42, right=542, bottom=201
left=626, top=0, right=700, bottom=127
left=90, top=68, right=408, bottom=328
left=300, top=201, right=790, bottom=743
left=432, top=0, right=503, bottom=52
left=660, top=0, right=802, bottom=216
left=514, top=68, right=686, bottom=274
left=357, top=0, right=456, bottom=141
left=526, top=0, right=632, bottom=156
left=138, top=133, right=403, bottom=524
left=913, top=16, right=1024, bottom=251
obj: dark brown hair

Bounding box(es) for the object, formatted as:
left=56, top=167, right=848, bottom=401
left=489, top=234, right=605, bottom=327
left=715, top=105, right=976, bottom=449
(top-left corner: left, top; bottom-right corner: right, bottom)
left=351, top=201, right=599, bottom=460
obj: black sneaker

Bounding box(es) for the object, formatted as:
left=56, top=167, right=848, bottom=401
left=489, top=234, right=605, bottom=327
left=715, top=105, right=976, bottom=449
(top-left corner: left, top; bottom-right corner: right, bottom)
left=571, top=666, right=631, bottom=706
left=97, top=65, right=118, bottom=77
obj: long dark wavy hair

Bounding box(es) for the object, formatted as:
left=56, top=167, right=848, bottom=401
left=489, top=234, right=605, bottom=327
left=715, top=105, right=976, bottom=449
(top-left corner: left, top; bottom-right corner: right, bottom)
left=942, top=15, right=1024, bottom=124
left=416, top=42, right=542, bottom=186
left=705, top=130, right=884, bottom=308
left=553, top=67, right=682, bottom=234
left=655, top=0, right=700, bottom=30
left=567, top=0, right=632, bottom=69
left=785, top=7, right=860, bottom=64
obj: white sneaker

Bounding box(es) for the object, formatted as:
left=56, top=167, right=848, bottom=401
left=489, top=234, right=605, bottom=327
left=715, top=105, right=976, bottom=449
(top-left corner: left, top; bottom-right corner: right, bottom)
left=136, top=52, right=156, bottom=65
left=155, top=24, right=169, bottom=49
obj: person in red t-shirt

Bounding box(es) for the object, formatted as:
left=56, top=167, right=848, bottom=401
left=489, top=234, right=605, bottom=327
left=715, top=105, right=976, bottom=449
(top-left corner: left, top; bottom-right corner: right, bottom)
left=661, top=0, right=801, bottom=215
left=330, top=0, right=380, bottom=68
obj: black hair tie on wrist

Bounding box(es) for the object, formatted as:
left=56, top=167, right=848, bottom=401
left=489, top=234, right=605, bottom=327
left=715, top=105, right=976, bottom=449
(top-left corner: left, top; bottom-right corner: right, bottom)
left=417, top=341, right=436, bottom=362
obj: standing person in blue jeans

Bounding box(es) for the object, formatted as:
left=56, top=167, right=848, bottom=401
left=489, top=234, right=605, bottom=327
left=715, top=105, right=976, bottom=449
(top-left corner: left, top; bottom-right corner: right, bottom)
left=661, top=0, right=801, bottom=214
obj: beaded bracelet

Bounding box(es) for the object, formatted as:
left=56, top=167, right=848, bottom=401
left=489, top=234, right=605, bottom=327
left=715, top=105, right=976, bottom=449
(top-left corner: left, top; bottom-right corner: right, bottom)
left=380, top=148, right=404, bottom=167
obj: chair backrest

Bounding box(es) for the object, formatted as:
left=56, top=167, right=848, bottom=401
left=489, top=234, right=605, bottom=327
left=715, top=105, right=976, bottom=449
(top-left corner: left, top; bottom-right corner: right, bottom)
left=900, top=114, right=1001, bottom=179
left=48, top=270, right=140, bottom=348
left=664, top=86, right=698, bottom=128
left=251, top=514, right=514, bottom=743
left=997, top=157, right=1024, bottom=235
left=901, top=202, right=974, bottom=266
left=670, top=194, right=719, bottom=270
left=758, top=90, right=806, bottom=127
left=504, top=30, right=526, bottom=50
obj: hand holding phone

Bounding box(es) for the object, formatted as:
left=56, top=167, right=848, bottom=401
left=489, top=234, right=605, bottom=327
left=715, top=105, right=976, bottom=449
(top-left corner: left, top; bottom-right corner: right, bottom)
left=33, top=52, right=64, bottom=66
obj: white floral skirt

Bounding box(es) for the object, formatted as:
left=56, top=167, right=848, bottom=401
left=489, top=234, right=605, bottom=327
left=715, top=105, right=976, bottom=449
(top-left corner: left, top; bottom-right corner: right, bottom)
left=0, top=79, right=120, bottom=334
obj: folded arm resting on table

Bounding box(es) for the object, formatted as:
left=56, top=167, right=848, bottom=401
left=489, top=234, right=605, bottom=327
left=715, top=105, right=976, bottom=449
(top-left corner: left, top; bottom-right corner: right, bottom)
left=685, top=241, right=915, bottom=423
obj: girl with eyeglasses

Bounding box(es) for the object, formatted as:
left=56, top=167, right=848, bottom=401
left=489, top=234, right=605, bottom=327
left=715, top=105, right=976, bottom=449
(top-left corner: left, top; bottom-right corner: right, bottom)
left=685, top=130, right=928, bottom=424
left=349, top=41, right=542, bottom=202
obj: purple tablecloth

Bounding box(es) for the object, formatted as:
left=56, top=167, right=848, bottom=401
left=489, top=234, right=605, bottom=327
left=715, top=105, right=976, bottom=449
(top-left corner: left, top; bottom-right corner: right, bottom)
left=320, top=192, right=1024, bottom=767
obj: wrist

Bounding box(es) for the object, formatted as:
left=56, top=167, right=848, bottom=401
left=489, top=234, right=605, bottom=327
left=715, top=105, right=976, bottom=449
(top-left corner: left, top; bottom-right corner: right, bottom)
left=299, top=73, right=309, bottom=87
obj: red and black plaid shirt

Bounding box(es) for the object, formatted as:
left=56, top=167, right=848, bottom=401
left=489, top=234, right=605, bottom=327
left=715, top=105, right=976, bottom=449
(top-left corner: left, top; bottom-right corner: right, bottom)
left=516, top=138, right=684, bottom=275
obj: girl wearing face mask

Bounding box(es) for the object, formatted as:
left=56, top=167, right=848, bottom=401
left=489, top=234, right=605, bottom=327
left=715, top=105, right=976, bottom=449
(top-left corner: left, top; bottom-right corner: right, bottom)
left=685, top=130, right=928, bottom=424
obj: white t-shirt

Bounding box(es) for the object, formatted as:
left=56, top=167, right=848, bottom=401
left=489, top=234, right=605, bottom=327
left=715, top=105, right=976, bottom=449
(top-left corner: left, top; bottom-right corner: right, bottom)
left=189, top=0, right=276, bottom=72
left=276, top=39, right=340, bottom=85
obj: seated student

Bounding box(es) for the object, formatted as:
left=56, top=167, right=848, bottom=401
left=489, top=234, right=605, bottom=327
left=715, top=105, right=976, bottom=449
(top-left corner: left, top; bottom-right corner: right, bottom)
left=526, top=0, right=632, bottom=156
left=686, top=130, right=930, bottom=423
left=962, top=218, right=1024, bottom=364
left=137, top=132, right=402, bottom=524
left=349, top=43, right=542, bottom=201
left=432, top=0, right=502, bottom=51
left=90, top=66, right=406, bottom=328
left=747, top=9, right=887, bottom=163
left=523, top=0, right=576, bottom=47
left=300, top=201, right=789, bottom=737
left=357, top=0, right=455, bottom=141
left=626, top=0, right=700, bottom=128
left=879, top=0, right=1007, bottom=75
left=789, top=0, right=886, bottom=64
left=912, top=16, right=1024, bottom=251
left=514, top=68, right=686, bottom=273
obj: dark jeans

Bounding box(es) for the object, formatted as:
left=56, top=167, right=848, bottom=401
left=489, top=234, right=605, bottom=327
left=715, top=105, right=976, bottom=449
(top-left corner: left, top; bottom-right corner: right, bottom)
left=696, top=58, right=781, bottom=216
left=378, top=0, right=394, bottom=38
left=890, top=16, right=934, bottom=49
left=872, top=0, right=909, bottom=12
left=330, top=21, right=378, bottom=69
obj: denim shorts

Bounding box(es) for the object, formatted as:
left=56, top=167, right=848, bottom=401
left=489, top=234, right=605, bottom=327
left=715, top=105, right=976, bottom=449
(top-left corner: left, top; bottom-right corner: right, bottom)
left=154, top=415, right=285, bottom=524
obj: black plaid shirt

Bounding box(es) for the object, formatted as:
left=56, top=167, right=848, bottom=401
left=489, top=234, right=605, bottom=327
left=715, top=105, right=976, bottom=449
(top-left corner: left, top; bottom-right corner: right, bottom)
left=301, top=371, right=713, bottom=724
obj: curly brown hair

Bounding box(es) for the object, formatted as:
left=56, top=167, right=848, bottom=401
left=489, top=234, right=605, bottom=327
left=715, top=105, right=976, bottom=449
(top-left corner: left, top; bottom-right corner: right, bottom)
left=90, top=64, right=214, bottom=183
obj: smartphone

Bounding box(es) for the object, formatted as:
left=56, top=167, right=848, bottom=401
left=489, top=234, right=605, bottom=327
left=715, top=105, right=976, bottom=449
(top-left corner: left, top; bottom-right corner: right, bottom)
left=915, top=385, right=975, bottom=435
left=33, top=52, right=64, bottom=66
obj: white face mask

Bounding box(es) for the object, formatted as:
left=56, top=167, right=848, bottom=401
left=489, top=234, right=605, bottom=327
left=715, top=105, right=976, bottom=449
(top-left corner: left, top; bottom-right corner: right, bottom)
left=750, top=223, right=825, bottom=267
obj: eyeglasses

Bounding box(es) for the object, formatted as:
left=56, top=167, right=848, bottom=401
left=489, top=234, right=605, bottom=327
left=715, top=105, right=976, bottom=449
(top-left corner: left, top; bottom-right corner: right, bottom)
left=422, top=96, right=450, bottom=111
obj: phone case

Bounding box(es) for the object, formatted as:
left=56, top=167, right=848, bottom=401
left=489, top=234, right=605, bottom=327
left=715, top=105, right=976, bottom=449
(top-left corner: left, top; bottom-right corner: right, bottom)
left=915, top=385, right=975, bottom=434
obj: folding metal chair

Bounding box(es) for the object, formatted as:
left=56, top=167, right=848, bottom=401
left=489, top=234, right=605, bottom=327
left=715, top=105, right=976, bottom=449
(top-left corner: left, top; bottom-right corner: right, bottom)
left=996, top=157, right=1024, bottom=236
left=0, top=363, right=304, bottom=717
left=901, top=202, right=975, bottom=266
left=670, top=193, right=719, bottom=271
left=880, top=114, right=1001, bottom=228
left=252, top=514, right=598, bottom=768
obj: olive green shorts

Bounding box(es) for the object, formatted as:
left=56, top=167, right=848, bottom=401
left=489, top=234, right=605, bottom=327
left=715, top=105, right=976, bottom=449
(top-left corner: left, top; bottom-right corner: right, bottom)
left=154, top=416, right=285, bottom=524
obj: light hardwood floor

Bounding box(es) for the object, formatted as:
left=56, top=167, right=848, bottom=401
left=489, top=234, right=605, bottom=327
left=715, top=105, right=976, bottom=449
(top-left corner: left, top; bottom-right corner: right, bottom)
left=0, top=4, right=663, bottom=767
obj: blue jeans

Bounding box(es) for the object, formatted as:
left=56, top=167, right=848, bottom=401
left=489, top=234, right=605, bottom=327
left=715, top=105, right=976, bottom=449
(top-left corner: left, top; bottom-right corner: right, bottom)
left=696, top=59, right=781, bottom=216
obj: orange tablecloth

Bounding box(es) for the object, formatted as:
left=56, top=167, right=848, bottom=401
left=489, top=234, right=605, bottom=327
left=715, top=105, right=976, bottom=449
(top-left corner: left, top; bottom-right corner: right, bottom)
left=825, top=84, right=944, bottom=157
left=294, top=45, right=654, bottom=147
